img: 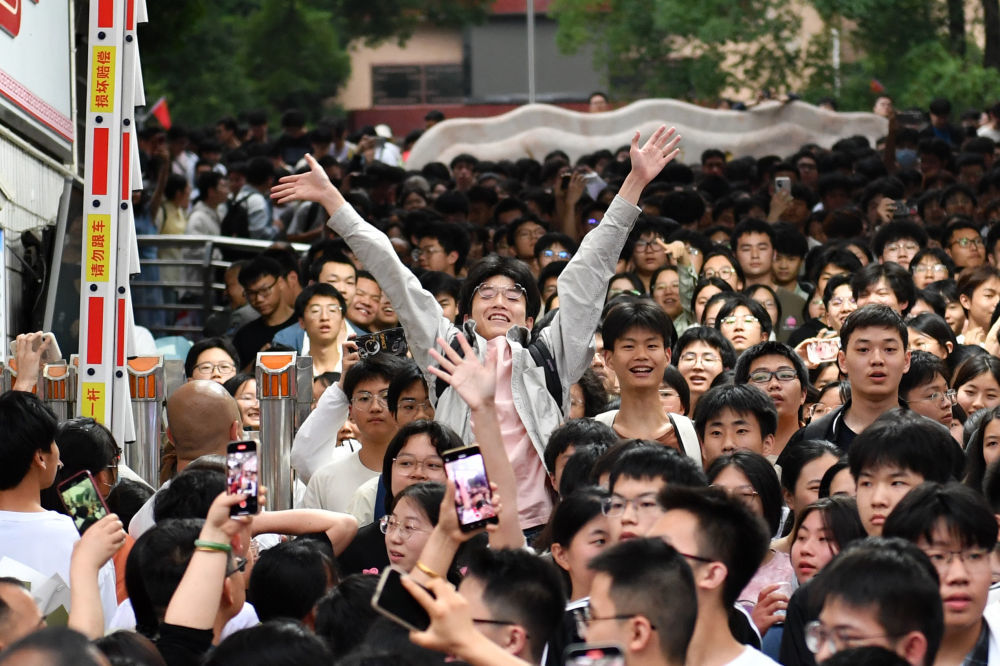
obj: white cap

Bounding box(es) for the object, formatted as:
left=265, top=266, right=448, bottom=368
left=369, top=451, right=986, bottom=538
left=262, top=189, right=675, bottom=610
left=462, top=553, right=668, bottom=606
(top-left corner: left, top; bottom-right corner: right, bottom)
left=374, top=123, right=393, bottom=139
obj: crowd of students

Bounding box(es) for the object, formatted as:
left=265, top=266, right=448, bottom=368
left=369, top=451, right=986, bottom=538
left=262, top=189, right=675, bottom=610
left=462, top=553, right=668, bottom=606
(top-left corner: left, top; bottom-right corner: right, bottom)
left=5, top=95, right=1000, bottom=665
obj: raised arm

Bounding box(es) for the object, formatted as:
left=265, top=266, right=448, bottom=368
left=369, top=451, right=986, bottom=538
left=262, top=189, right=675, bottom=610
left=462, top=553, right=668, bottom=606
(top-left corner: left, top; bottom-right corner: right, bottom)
left=428, top=335, right=524, bottom=549
left=251, top=509, right=358, bottom=556
left=67, top=514, right=127, bottom=638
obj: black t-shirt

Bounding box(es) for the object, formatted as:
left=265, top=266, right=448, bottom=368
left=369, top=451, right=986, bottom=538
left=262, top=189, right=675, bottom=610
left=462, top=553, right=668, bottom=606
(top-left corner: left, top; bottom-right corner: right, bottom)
left=337, top=522, right=389, bottom=576
left=154, top=623, right=214, bottom=666
left=231, top=312, right=297, bottom=370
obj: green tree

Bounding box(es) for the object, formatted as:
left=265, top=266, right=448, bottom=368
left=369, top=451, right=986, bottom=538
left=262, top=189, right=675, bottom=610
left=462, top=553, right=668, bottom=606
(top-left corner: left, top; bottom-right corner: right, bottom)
left=549, top=0, right=817, bottom=101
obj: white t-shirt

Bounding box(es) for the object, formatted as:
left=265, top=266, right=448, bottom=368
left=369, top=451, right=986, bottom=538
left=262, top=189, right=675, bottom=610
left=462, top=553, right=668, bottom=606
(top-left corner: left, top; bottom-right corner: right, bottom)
left=346, top=476, right=380, bottom=527
left=0, top=510, right=117, bottom=626
left=725, top=646, right=781, bottom=665
left=300, top=452, right=380, bottom=513
left=110, top=598, right=259, bottom=639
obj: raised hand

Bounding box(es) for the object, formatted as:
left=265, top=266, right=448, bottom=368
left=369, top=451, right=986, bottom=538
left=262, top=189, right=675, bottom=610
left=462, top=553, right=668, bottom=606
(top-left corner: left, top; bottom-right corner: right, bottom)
left=270, top=154, right=344, bottom=213
left=427, top=335, right=497, bottom=411
left=630, top=126, right=681, bottom=183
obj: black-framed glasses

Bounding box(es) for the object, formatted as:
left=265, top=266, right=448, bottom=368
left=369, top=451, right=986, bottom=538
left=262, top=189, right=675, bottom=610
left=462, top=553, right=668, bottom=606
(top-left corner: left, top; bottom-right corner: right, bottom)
left=412, top=247, right=444, bottom=260
left=804, top=620, right=898, bottom=656
left=633, top=239, right=664, bottom=252
left=193, top=361, right=237, bottom=375
left=474, top=283, right=526, bottom=302
left=600, top=493, right=660, bottom=518
left=748, top=368, right=798, bottom=384
left=573, top=605, right=656, bottom=637
left=951, top=236, right=984, bottom=248
left=243, top=279, right=278, bottom=301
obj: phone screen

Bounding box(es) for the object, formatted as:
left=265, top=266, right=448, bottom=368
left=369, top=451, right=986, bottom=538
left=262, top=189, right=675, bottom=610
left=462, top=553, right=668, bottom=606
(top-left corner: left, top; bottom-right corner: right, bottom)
left=443, top=446, right=498, bottom=532
left=58, top=471, right=109, bottom=534
left=564, top=644, right=626, bottom=666
left=371, top=566, right=431, bottom=632
left=227, top=440, right=259, bottom=516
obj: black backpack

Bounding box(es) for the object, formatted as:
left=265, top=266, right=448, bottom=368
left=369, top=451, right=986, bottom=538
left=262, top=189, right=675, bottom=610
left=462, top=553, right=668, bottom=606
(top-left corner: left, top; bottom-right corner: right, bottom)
left=433, top=333, right=562, bottom=407
left=220, top=192, right=252, bottom=238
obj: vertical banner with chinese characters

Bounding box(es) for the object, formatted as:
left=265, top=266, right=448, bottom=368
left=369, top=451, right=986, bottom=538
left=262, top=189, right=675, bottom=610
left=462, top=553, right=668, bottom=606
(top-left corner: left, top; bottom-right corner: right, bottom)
left=78, top=0, right=126, bottom=427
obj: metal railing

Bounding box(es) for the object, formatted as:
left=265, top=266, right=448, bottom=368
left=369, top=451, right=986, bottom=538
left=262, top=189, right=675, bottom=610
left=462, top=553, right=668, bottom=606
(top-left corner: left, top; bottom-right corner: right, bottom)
left=133, top=235, right=310, bottom=338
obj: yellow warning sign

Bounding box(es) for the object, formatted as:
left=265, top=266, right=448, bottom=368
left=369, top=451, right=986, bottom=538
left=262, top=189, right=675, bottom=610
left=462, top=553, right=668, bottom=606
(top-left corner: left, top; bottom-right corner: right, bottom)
left=81, top=382, right=107, bottom=424
left=90, top=46, right=116, bottom=113
left=85, top=215, right=111, bottom=282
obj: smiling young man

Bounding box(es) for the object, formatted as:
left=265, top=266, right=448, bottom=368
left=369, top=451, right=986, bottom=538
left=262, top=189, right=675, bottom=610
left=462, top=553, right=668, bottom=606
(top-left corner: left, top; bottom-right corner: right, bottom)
left=273, top=125, right=682, bottom=532
left=883, top=483, right=1000, bottom=666
left=789, top=305, right=911, bottom=450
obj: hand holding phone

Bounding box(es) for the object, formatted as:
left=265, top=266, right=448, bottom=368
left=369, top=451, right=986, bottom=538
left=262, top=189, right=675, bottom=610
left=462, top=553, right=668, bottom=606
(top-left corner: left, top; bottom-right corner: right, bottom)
left=58, top=470, right=110, bottom=535
left=443, top=446, right=498, bottom=533
left=226, top=440, right=259, bottom=516
left=775, top=176, right=791, bottom=195
left=372, top=565, right=432, bottom=632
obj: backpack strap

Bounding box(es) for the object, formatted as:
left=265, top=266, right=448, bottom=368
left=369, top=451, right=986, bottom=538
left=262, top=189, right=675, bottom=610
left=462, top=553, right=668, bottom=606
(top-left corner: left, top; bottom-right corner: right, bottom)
left=526, top=339, right=563, bottom=408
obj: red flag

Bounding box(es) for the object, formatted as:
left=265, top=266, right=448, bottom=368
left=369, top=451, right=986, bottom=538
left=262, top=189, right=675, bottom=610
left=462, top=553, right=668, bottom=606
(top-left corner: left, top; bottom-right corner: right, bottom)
left=869, top=79, right=885, bottom=94
left=148, top=97, right=171, bottom=129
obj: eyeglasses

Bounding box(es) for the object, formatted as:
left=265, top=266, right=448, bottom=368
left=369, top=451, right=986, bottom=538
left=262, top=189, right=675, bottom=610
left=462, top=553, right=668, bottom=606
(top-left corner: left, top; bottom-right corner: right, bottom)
left=351, top=390, right=389, bottom=410
left=601, top=493, right=660, bottom=518
left=748, top=368, right=799, bottom=384
left=703, top=267, right=736, bottom=280
left=226, top=557, right=248, bottom=577
left=396, top=398, right=432, bottom=414
left=305, top=305, right=342, bottom=317
left=658, top=388, right=680, bottom=399
left=193, top=361, right=237, bottom=375
left=516, top=227, right=545, bottom=239
left=652, top=282, right=680, bottom=293
left=634, top=239, right=664, bottom=252
left=922, top=547, right=991, bottom=570
left=686, top=245, right=702, bottom=256
left=243, top=279, right=278, bottom=301
left=913, top=263, right=948, bottom=274
left=542, top=249, right=572, bottom=259
left=379, top=516, right=427, bottom=540
left=412, top=246, right=444, bottom=260
left=883, top=242, right=920, bottom=254
left=573, top=605, right=656, bottom=636
left=393, top=454, right=445, bottom=474
left=809, top=403, right=834, bottom=419
left=827, top=297, right=856, bottom=309
left=804, top=620, right=898, bottom=656
left=711, top=483, right=760, bottom=503
left=720, top=315, right=760, bottom=327
left=907, top=389, right=957, bottom=406
left=679, top=352, right=721, bottom=365
left=586, top=217, right=601, bottom=227
left=951, top=236, right=984, bottom=249
left=474, top=283, right=526, bottom=302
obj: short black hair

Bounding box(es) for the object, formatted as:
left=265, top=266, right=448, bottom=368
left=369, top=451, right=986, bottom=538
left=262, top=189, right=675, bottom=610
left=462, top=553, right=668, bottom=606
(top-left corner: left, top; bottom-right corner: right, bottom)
left=848, top=408, right=958, bottom=484
left=342, top=354, right=408, bottom=401
left=776, top=439, right=842, bottom=495
left=238, top=255, right=285, bottom=288
left=772, top=222, right=809, bottom=258
left=601, top=299, right=679, bottom=352
left=898, top=350, right=948, bottom=402
left=588, top=538, right=698, bottom=664
left=731, top=217, right=775, bottom=248
left=0, top=626, right=107, bottom=666
left=293, top=282, right=347, bottom=320
left=672, top=326, right=738, bottom=369
left=873, top=220, right=929, bottom=258
left=464, top=548, right=567, bottom=664
left=415, top=221, right=471, bottom=272
left=384, top=360, right=427, bottom=416
left=951, top=354, right=1000, bottom=395
left=906, top=312, right=956, bottom=356
left=733, top=340, right=809, bottom=390
left=656, top=485, right=771, bottom=607
left=883, top=481, right=997, bottom=551
left=706, top=451, right=783, bottom=535
left=184, top=337, right=240, bottom=378
left=314, top=575, right=380, bottom=658
left=850, top=262, right=916, bottom=312
left=608, top=444, right=708, bottom=492
left=126, top=518, right=203, bottom=636
left=964, top=406, right=1000, bottom=492
left=543, top=419, right=616, bottom=475
left=153, top=468, right=225, bottom=522
left=380, top=420, right=461, bottom=513
left=662, top=365, right=690, bottom=415
left=693, top=384, right=778, bottom=441
left=811, top=537, right=944, bottom=664
left=204, top=621, right=333, bottom=666
left=247, top=540, right=337, bottom=623
left=419, top=270, right=461, bottom=302
left=308, top=250, right=356, bottom=284
left=458, top=255, right=541, bottom=322
left=0, top=392, right=58, bottom=490
left=713, top=292, right=773, bottom=337
left=839, top=304, right=908, bottom=349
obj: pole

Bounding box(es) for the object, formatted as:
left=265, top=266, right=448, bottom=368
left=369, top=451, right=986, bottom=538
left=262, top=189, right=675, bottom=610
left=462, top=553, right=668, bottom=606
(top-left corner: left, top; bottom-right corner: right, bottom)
left=526, top=0, right=536, bottom=104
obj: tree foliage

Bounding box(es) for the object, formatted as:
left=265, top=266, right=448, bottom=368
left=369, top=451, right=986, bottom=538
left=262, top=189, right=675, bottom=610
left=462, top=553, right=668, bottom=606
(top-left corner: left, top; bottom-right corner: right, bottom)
left=138, top=0, right=490, bottom=127
left=550, top=0, right=817, bottom=101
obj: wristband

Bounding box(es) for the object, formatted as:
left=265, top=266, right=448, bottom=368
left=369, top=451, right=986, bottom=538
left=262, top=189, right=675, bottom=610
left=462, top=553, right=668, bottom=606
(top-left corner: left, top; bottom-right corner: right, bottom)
left=194, top=539, right=232, bottom=554
left=415, top=560, right=442, bottom=579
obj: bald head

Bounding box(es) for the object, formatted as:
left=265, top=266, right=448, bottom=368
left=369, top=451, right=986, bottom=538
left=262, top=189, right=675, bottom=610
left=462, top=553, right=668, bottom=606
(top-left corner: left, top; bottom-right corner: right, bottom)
left=166, top=380, right=241, bottom=466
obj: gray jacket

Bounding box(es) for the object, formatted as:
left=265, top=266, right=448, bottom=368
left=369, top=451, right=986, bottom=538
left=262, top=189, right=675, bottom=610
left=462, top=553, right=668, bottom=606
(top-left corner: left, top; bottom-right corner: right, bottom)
left=325, top=195, right=641, bottom=465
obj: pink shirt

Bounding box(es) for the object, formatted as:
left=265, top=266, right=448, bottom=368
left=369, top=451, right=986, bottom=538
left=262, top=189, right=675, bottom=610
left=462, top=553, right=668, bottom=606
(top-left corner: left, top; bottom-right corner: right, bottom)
left=482, top=337, right=554, bottom=529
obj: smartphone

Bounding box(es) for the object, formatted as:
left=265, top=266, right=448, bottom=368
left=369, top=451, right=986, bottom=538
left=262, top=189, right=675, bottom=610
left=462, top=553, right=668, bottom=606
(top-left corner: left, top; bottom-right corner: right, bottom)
left=775, top=176, right=792, bottom=194
left=355, top=327, right=408, bottom=359
left=58, top=470, right=110, bottom=535
left=806, top=337, right=841, bottom=365
left=892, top=200, right=910, bottom=219
left=561, top=173, right=571, bottom=189
left=564, top=643, right=626, bottom=666
left=9, top=333, right=62, bottom=365
left=371, top=565, right=431, bottom=632
left=443, top=445, right=499, bottom=532
left=226, top=440, right=259, bottom=516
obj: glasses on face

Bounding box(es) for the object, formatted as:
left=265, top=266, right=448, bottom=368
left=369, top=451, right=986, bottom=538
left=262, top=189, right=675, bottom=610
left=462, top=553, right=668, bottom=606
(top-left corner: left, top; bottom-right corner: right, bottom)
left=396, top=398, right=431, bottom=415
left=913, top=263, right=948, bottom=274
left=827, top=297, right=856, bottom=309
left=883, top=242, right=920, bottom=254
left=804, top=620, right=897, bottom=656
left=474, top=283, right=526, bottom=302
left=686, top=245, right=701, bottom=256
left=516, top=227, right=545, bottom=240
left=226, top=557, right=248, bottom=577
left=306, top=305, right=342, bottom=317
left=634, top=239, right=664, bottom=253
left=379, top=515, right=427, bottom=540
left=586, top=217, right=601, bottom=227
left=193, top=361, right=237, bottom=375
left=679, top=352, right=721, bottom=366
left=412, top=246, right=444, bottom=260
left=951, top=236, right=984, bottom=249
left=652, top=282, right=680, bottom=293
left=600, top=493, right=660, bottom=518
left=809, top=403, right=834, bottom=419
left=748, top=368, right=798, bottom=384
left=711, top=483, right=759, bottom=503
left=720, top=315, right=760, bottom=327
left=393, top=454, right=445, bottom=474
left=907, top=389, right=957, bottom=406
left=922, top=547, right=991, bottom=571
left=703, top=267, right=736, bottom=280
left=243, top=279, right=278, bottom=301
left=351, top=390, right=389, bottom=410
left=573, top=605, right=656, bottom=637
left=542, top=249, right=572, bottom=260
left=658, top=388, right=679, bottom=400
